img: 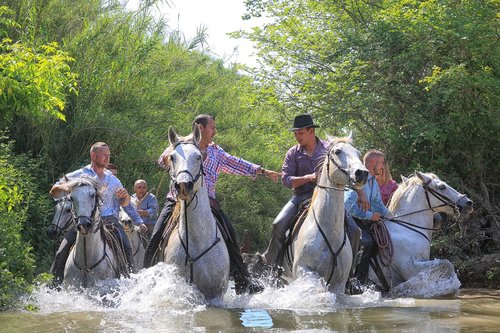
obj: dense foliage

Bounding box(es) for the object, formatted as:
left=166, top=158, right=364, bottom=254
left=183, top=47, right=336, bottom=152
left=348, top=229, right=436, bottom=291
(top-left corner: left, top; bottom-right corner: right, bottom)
left=0, top=0, right=497, bottom=309
left=240, top=0, right=499, bottom=269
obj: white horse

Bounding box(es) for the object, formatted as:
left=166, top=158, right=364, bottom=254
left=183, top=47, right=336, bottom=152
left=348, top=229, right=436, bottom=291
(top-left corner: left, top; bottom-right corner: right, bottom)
left=61, top=176, right=128, bottom=288
left=370, top=171, right=474, bottom=297
left=47, top=195, right=74, bottom=241
left=161, top=126, right=230, bottom=302
left=119, top=208, right=147, bottom=271
left=285, top=135, right=368, bottom=294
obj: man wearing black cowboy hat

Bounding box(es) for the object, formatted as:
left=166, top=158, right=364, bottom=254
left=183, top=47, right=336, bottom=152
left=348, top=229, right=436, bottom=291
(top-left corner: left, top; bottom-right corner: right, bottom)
left=262, top=114, right=329, bottom=267
left=262, top=114, right=366, bottom=287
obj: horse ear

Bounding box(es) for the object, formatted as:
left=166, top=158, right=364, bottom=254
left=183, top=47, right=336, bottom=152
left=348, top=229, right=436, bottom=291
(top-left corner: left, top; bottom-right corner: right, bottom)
left=400, top=175, right=408, bottom=183
left=64, top=175, right=69, bottom=182
left=415, top=171, right=430, bottom=183
left=325, top=133, right=333, bottom=142
left=192, top=123, right=201, bottom=145
left=347, top=131, right=353, bottom=140
left=168, top=126, right=178, bottom=146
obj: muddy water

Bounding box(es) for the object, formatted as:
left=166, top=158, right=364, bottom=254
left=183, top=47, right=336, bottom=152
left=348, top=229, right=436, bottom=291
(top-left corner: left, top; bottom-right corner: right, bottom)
left=2, top=264, right=499, bottom=332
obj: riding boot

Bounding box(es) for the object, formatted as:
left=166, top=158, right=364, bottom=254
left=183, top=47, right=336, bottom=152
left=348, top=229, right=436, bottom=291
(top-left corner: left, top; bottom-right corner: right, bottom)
left=354, top=223, right=376, bottom=284
left=49, top=229, right=77, bottom=288
left=210, top=200, right=264, bottom=295
left=143, top=221, right=165, bottom=268
left=263, top=199, right=300, bottom=266
left=143, top=198, right=175, bottom=268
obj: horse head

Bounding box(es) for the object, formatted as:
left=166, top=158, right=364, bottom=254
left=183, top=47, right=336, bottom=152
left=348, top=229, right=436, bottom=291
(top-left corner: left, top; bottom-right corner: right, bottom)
left=119, top=207, right=134, bottom=232
left=167, top=125, right=203, bottom=201
left=391, top=172, right=474, bottom=219
left=415, top=171, right=474, bottom=218
left=59, top=176, right=101, bottom=235
left=47, top=196, right=74, bottom=240
left=324, top=134, right=368, bottom=189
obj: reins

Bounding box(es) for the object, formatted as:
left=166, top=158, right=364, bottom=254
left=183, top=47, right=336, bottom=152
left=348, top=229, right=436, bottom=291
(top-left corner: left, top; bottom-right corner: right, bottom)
left=170, top=140, right=220, bottom=284
left=309, top=146, right=350, bottom=285
left=382, top=179, right=460, bottom=244
left=52, top=197, right=75, bottom=235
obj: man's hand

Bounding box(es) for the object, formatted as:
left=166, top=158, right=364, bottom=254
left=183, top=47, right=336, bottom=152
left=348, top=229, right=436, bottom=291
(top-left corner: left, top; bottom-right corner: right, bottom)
left=137, top=209, right=149, bottom=217
left=139, top=223, right=147, bottom=233
left=116, top=187, right=131, bottom=206
left=371, top=212, right=382, bottom=222
left=263, top=169, right=282, bottom=183
left=356, top=189, right=369, bottom=211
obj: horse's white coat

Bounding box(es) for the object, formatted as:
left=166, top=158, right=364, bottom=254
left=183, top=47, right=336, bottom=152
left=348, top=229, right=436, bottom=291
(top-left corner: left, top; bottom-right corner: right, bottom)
left=371, top=171, right=474, bottom=297
left=162, top=126, right=230, bottom=302
left=288, top=137, right=368, bottom=294
left=119, top=208, right=146, bottom=270
left=62, top=177, right=120, bottom=288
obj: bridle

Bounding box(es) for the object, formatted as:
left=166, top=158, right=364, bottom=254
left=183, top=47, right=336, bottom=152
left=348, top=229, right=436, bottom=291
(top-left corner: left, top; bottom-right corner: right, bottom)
left=169, top=141, right=205, bottom=208
left=309, top=144, right=351, bottom=285
left=384, top=177, right=463, bottom=243
left=169, top=140, right=220, bottom=284
left=51, top=196, right=76, bottom=235
left=316, top=145, right=352, bottom=192
left=70, top=183, right=111, bottom=287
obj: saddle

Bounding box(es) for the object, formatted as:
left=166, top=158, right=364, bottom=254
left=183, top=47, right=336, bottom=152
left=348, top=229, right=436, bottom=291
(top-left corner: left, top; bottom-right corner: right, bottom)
left=155, top=205, right=230, bottom=264
left=101, top=220, right=130, bottom=278
left=283, top=199, right=312, bottom=267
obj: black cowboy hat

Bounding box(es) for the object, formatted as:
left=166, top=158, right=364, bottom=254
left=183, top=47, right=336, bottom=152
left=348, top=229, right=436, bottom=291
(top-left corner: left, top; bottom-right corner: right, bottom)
left=290, top=114, right=320, bottom=131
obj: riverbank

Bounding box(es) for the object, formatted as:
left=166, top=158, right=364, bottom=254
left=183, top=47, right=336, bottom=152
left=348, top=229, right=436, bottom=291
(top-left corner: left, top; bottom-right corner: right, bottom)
left=456, top=252, right=500, bottom=289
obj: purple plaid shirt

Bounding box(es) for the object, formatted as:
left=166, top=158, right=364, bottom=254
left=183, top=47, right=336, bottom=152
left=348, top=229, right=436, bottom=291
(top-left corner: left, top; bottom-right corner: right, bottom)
left=158, top=143, right=260, bottom=199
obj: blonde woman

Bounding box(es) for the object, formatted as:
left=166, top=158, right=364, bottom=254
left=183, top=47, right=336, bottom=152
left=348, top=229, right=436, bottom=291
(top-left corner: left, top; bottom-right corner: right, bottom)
left=376, top=158, right=398, bottom=206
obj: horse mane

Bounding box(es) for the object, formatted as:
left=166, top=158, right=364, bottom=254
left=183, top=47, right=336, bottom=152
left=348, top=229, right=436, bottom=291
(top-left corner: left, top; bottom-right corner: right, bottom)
left=59, top=175, right=103, bottom=198
left=388, top=172, right=439, bottom=211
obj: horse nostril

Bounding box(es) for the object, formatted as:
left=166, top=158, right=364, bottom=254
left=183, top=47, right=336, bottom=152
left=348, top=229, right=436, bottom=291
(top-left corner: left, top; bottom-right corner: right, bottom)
left=355, top=169, right=363, bottom=177
left=466, top=201, right=473, bottom=207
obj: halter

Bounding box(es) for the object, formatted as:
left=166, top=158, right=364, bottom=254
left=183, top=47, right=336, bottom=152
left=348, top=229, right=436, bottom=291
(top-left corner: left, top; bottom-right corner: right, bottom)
left=169, top=141, right=205, bottom=208
left=385, top=177, right=463, bottom=243
left=316, top=146, right=352, bottom=191
left=51, top=197, right=76, bottom=235
left=170, top=141, right=220, bottom=284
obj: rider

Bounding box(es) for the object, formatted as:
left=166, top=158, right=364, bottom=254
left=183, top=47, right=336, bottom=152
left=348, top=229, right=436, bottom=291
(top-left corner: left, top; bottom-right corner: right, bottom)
left=131, top=179, right=159, bottom=239
left=262, top=114, right=365, bottom=270
left=144, top=114, right=281, bottom=295
left=344, top=149, right=392, bottom=291
left=49, top=142, right=147, bottom=286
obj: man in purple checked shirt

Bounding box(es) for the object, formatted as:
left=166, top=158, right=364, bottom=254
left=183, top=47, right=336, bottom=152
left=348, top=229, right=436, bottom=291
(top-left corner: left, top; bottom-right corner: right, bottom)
left=144, top=114, right=280, bottom=295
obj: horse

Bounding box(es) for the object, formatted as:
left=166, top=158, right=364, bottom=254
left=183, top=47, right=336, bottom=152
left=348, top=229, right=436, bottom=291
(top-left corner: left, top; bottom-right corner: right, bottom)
left=60, top=175, right=129, bottom=288
left=370, top=171, right=474, bottom=297
left=284, top=135, right=368, bottom=294
left=47, top=195, right=75, bottom=241
left=160, top=125, right=230, bottom=302
left=119, top=208, right=147, bottom=271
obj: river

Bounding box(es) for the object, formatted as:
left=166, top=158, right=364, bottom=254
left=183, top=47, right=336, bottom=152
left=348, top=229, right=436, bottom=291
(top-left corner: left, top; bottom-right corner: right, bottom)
left=2, top=263, right=499, bottom=332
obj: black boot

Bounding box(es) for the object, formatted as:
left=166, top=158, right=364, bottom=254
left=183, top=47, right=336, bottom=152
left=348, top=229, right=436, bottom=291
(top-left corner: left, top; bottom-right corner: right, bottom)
left=49, top=229, right=76, bottom=289
left=233, top=269, right=264, bottom=295
left=143, top=225, right=164, bottom=268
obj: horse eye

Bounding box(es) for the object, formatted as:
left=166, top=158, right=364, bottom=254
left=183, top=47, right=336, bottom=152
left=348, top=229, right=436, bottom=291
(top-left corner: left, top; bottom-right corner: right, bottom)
left=438, top=184, right=446, bottom=190
left=334, top=149, right=342, bottom=155
left=197, top=155, right=202, bottom=160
